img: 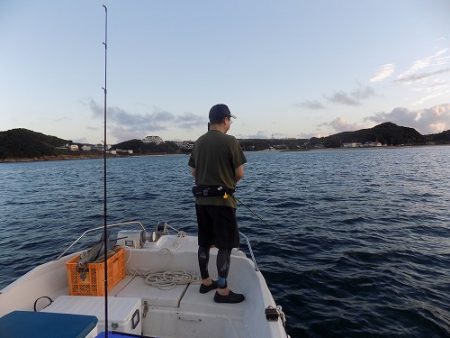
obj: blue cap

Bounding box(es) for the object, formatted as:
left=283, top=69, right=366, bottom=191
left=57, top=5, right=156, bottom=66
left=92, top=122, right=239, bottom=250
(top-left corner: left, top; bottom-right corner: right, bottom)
left=209, top=104, right=237, bottom=123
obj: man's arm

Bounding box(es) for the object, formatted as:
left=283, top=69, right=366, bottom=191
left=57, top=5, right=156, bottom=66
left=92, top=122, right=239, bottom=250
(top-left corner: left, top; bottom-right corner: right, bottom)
left=235, top=165, right=244, bottom=182
left=190, top=166, right=196, bottom=177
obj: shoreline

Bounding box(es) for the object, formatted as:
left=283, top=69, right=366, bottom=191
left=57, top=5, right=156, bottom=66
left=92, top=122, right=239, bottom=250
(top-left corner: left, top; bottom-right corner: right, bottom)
left=0, top=154, right=107, bottom=163
left=0, top=152, right=183, bottom=163
left=2, top=144, right=449, bottom=163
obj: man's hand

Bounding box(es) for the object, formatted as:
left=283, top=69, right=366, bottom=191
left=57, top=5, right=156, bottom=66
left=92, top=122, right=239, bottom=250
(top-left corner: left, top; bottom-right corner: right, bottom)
left=235, top=165, right=244, bottom=182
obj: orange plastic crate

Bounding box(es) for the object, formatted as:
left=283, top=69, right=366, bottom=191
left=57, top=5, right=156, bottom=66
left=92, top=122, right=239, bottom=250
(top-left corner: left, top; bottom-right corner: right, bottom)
left=66, top=247, right=125, bottom=296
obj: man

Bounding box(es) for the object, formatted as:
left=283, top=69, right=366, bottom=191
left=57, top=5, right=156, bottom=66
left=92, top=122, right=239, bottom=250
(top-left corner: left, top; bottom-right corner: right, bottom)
left=188, top=103, right=246, bottom=303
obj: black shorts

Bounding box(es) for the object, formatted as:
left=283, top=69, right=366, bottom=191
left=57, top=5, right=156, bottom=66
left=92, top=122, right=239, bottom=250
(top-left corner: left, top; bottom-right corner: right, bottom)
left=195, top=204, right=240, bottom=249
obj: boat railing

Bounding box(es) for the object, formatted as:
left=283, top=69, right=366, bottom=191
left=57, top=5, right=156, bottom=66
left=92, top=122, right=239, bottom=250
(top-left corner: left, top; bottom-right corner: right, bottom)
left=56, top=221, right=260, bottom=272
left=239, top=231, right=259, bottom=271
left=55, top=221, right=146, bottom=260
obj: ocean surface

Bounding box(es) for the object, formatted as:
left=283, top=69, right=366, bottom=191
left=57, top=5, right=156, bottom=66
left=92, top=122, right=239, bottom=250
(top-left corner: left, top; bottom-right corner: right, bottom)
left=2, top=146, right=450, bottom=337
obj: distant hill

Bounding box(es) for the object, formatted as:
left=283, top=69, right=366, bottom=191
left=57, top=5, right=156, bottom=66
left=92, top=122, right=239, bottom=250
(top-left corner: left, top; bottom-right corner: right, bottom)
left=0, top=128, right=70, bottom=159
left=239, top=138, right=309, bottom=151
left=425, top=130, right=450, bottom=144
left=2, top=123, right=450, bottom=161
left=310, top=122, right=426, bottom=148
left=113, top=139, right=179, bottom=154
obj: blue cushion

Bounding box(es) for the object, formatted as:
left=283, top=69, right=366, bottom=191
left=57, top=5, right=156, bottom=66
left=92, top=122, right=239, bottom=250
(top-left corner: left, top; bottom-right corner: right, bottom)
left=96, top=333, right=140, bottom=338
left=0, top=311, right=98, bottom=338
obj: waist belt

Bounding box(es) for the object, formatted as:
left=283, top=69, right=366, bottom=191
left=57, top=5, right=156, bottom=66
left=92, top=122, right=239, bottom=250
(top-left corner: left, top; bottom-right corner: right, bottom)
left=192, top=185, right=235, bottom=198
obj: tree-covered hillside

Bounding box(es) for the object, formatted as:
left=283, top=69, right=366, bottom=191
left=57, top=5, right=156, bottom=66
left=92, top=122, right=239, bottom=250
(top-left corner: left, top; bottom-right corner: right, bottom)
left=114, top=139, right=179, bottom=154
left=310, top=122, right=426, bottom=148
left=0, top=128, right=70, bottom=159
left=2, top=123, right=450, bottom=161
left=425, top=130, right=450, bottom=144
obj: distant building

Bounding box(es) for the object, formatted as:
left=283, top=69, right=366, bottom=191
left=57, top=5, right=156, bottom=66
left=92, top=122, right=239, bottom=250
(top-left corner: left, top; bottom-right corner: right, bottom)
left=81, top=145, right=92, bottom=151
left=115, top=149, right=134, bottom=155
left=143, top=136, right=163, bottom=144
left=342, top=142, right=362, bottom=148
left=363, top=141, right=383, bottom=147
left=69, top=145, right=79, bottom=151
left=343, top=141, right=384, bottom=148
left=93, top=144, right=112, bottom=151
left=174, top=141, right=194, bottom=151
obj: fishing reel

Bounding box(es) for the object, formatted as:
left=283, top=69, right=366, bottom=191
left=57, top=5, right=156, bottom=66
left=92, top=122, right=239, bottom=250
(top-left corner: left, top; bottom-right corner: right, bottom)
left=150, top=221, right=169, bottom=242
left=117, top=222, right=169, bottom=248
left=117, top=229, right=147, bottom=248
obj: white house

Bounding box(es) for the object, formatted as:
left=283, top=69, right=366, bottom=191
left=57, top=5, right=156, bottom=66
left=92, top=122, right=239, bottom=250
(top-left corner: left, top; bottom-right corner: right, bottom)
left=363, top=141, right=383, bottom=147
left=342, top=142, right=362, bottom=148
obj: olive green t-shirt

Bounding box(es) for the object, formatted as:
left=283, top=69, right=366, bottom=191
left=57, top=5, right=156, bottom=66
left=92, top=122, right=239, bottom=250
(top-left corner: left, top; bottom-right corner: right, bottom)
left=188, top=130, right=247, bottom=208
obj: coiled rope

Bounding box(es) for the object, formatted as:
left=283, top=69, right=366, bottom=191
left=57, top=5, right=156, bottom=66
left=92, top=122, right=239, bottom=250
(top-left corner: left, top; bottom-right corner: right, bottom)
left=126, top=269, right=200, bottom=290
left=144, top=271, right=200, bottom=290
left=126, top=230, right=200, bottom=289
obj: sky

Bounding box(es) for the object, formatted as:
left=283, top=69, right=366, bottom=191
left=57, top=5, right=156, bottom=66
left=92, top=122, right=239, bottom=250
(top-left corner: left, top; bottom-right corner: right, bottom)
left=1, top=0, right=450, bottom=144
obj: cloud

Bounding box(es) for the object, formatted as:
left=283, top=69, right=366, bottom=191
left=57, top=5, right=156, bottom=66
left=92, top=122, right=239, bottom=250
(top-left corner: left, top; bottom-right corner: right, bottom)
left=326, top=86, right=376, bottom=106
left=365, top=103, right=450, bottom=134
left=370, top=64, right=395, bottom=82
left=396, top=49, right=450, bottom=84
left=352, top=86, right=376, bottom=100
left=299, top=86, right=375, bottom=109
left=411, top=49, right=448, bottom=71
left=396, top=67, right=450, bottom=83
left=327, top=92, right=359, bottom=106
left=88, top=99, right=206, bottom=142
left=297, top=100, right=325, bottom=110
left=110, top=125, right=150, bottom=143
left=320, top=117, right=365, bottom=133
left=410, top=77, right=450, bottom=105
left=297, top=131, right=325, bottom=139
left=423, top=78, right=448, bottom=89
left=413, top=92, right=447, bottom=106
left=73, top=137, right=90, bottom=143
left=236, top=131, right=270, bottom=139
left=175, top=112, right=207, bottom=129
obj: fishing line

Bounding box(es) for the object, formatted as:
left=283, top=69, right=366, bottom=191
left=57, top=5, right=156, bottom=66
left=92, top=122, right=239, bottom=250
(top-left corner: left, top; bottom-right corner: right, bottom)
left=234, top=196, right=270, bottom=228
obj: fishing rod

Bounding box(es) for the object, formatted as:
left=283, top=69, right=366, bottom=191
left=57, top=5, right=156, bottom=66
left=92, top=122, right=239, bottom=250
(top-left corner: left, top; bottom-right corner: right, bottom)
left=102, top=4, right=109, bottom=338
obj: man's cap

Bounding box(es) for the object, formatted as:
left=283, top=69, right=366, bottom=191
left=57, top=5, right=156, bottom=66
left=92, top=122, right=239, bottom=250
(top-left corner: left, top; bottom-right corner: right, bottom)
left=209, top=104, right=236, bottom=123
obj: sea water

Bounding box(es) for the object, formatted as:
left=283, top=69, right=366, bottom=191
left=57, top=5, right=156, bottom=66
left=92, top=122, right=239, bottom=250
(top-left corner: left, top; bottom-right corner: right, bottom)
left=1, top=146, right=450, bottom=337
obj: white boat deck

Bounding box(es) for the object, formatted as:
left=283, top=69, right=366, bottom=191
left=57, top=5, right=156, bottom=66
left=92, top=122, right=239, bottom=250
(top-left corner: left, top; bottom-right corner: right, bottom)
left=110, top=274, right=250, bottom=337
left=0, top=234, right=288, bottom=338
left=114, top=275, right=188, bottom=308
